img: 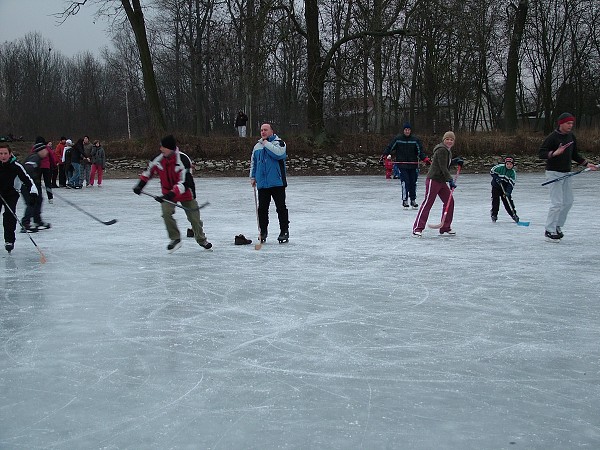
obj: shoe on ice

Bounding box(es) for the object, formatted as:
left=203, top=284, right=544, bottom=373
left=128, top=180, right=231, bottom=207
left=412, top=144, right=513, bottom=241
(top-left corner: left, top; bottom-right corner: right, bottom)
left=260, top=232, right=268, bottom=243
left=167, top=239, right=182, bottom=253
left=278, top=230, right=289, bottom=243
left=402, top=200, right=409, bottom=208
left=20, top=224, right=38, bottom=233
left=48, top=199, right=53, bottom=204
left=410, top=200, right=418, bottom=208
left=545, top=230, right=561, bottom=242
left=234, top=234, right=252, bottom=245
left=439, top=230, right=456, bottom=236
left=5, top=242, right=14, bottom=253
left=35, top=222, right=51, bottom=230
left=199, top=240, right=213, bottom=250
left=412, top=231, right=422, bottom=237
left=512, top=214, right=520, bottom=223
left=491, top=214, right=497, bottom=222
left=556, top=226, right=564, bottom=239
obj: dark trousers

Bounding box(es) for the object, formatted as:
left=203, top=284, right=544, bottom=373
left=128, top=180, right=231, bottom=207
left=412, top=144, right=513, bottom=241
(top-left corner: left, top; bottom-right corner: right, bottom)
left=1, top=191, right=19, bottom=244
left=398, top=167, right=419, bottom=201
left=41, top=168, right=53, bottom=200
left=21, top=183, right=43, bottom=226
left=58, top=163, right=67, bottom=186
left=258, top=186, right=289, bottom=237
left=491, top=185, right=516, bottom=217
left=51, top=165, right=59, bottom=187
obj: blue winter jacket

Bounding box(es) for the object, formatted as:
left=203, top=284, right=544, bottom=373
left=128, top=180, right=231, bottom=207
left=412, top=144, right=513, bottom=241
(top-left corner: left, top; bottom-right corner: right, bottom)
left=249, top=134, right=287, bottom=189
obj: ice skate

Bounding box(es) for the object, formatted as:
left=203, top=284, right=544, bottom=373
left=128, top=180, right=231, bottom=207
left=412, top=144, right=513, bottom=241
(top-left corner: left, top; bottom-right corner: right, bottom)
left=167, top=239, right=182, bottom=253
left=277, top=230, right=289, bottom=243
left=5, top=242, right=14, bottom=253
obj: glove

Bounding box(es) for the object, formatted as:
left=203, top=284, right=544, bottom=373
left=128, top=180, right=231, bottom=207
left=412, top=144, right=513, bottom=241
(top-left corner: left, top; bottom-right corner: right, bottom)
left=448, top=179, right=457, bottom=190
left=423, top=157, right=432, bottom=165
left=452, top=157, right=464, bottom=168
left=503, top=182, right=513, bottom=196
left=156, top=191, right=176, bottom=203
left=133, top=180, right=147, bottom=195
left=28, top=192, right=38, bottom=206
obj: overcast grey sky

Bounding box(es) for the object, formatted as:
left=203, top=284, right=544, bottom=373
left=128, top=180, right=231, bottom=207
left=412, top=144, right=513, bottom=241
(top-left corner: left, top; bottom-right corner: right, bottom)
left=0, top=0, right=113, bottom=57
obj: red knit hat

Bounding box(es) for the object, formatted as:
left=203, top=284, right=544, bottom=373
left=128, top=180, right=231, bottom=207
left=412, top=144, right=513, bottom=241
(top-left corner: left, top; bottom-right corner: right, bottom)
left=557, top=112, right=575, bottom=125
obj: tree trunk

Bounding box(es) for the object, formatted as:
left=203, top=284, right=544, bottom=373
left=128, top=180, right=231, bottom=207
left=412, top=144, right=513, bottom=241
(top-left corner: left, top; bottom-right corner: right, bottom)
left=503, top=0, right=528, bottom=132
left=305, top=0, right=326, bottom=136
left=121, top=0, right=166, bottom=133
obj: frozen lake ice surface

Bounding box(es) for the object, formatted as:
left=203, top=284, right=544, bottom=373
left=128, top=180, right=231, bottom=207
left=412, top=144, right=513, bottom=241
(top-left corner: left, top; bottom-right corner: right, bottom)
left=2, top=174, right=600, bottom=449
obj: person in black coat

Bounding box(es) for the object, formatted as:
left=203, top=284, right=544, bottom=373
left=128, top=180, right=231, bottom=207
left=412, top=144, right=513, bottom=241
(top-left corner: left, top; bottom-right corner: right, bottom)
left=0, top=143, right=38, bottom=252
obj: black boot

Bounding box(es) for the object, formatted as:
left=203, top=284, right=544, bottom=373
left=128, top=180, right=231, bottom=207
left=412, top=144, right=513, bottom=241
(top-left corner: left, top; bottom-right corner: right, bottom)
left=278, top=230, right=289, bottom=243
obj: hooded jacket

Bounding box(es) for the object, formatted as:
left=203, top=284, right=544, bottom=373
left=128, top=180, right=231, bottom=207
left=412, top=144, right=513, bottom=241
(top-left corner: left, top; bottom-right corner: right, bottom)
left=249, top=134, right=287, bottom=189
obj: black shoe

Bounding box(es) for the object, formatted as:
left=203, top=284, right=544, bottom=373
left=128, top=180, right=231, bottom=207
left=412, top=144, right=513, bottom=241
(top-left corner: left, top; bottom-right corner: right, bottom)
left=402, top=200, right=409, bottom=208
left=5, top=242, right=14, bottom=253
left=410, top=200, right=418, bottom=208
left=186, top=228, right=194, bottom=238
left=278, top=230, right=289, bottom=243
left=545, top=230, right=561, bottom=242
left=199, top=240, right=213, bottom=250
left=491, top=214, right=497, bottom=222
left=167, top=239, right=182, bottom=253
left=260, top=232, right=268, bottom=243
left=556, top=227, right=564, bottom=239
left=235, top=234, right=252, bottom=245
left=36, top=222, right=51, bottom=230
left=512, top=214, right=520, bottom=223
left=21, top=224, right=38, bottom=233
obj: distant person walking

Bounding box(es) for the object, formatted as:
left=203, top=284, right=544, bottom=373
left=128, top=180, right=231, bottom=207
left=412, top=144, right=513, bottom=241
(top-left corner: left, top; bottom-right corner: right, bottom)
left=382, top=122, right=430, bottom=208
left=249, top=123, right=289, bottom=243
left=133, top=134, right=212, bottom=253
left=235, top=110, right=248, bottom=137
left=81, top=135, right=93, bottom=186
left=412, top=131, right=462, bottom=237
left=539, top=112, right=597, bottom=241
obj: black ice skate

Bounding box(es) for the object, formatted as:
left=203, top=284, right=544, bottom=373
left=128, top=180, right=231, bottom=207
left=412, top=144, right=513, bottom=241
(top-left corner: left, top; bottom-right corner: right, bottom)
left=5, top=242, right=14, bottom=253
left=277, top=230, right=289, bottom=243
left=167, top=238, right=182, bottom=253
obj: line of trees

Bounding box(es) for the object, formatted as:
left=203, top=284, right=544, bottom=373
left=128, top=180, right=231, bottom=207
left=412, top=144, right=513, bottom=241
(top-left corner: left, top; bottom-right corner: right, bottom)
left=1, top=0, right=599, bottom=142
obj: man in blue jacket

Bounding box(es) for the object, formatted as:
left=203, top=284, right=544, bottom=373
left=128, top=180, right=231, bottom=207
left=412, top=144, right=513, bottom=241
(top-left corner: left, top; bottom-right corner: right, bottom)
left=250, top=123, right=289, bottom=243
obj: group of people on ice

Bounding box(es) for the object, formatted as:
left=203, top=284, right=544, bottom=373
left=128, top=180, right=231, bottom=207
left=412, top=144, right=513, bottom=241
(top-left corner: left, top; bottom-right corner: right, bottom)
left=2, top=112, right=597, bottom=256
left=381, top=112, right=597, bottom=241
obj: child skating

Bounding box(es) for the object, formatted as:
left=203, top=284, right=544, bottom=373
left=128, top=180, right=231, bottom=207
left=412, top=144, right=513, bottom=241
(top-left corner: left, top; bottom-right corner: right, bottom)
left=490, top=156, right=518, bottom=223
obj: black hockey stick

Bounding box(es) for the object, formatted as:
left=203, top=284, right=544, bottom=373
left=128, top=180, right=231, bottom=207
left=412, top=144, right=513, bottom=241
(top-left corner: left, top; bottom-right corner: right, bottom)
left=499, top=183, right=529, bottom=226
left=0, top=192, right=47, bottom=263
left=541, top=164, right=600, bottom=186
left=141, top=191, right=209, bottom=211
left=51, top=190, right=117, bottom=225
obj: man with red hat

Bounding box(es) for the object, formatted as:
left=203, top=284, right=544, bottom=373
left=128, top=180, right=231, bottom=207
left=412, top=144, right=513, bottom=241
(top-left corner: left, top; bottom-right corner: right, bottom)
left=539, top=112, right=597, bottom=241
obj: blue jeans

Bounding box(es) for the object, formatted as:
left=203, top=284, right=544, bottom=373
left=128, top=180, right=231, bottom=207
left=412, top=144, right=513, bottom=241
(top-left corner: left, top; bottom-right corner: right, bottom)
left=69, top=162, right=81, bottom=186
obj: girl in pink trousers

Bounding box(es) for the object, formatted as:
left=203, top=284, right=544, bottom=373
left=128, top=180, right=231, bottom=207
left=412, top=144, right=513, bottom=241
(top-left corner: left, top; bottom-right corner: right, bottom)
left=89, top=140, right=106, bottom=186
left=412, top=131, right=462, bottom=237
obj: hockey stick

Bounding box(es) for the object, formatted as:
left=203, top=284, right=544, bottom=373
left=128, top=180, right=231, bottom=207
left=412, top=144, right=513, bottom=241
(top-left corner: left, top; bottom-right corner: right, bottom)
left=541, top=164, right=600, bottom=186
left=0, top=193, right=47, bottom=263
left=253, top=185, right=262, bottom=250
left=141, top=191, right=209, bottom=212
left=499, top=183, right=529, bottom=226
left=51, top=190, right=117, bottom=225
left=428, top=165, right=461, bottom=229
